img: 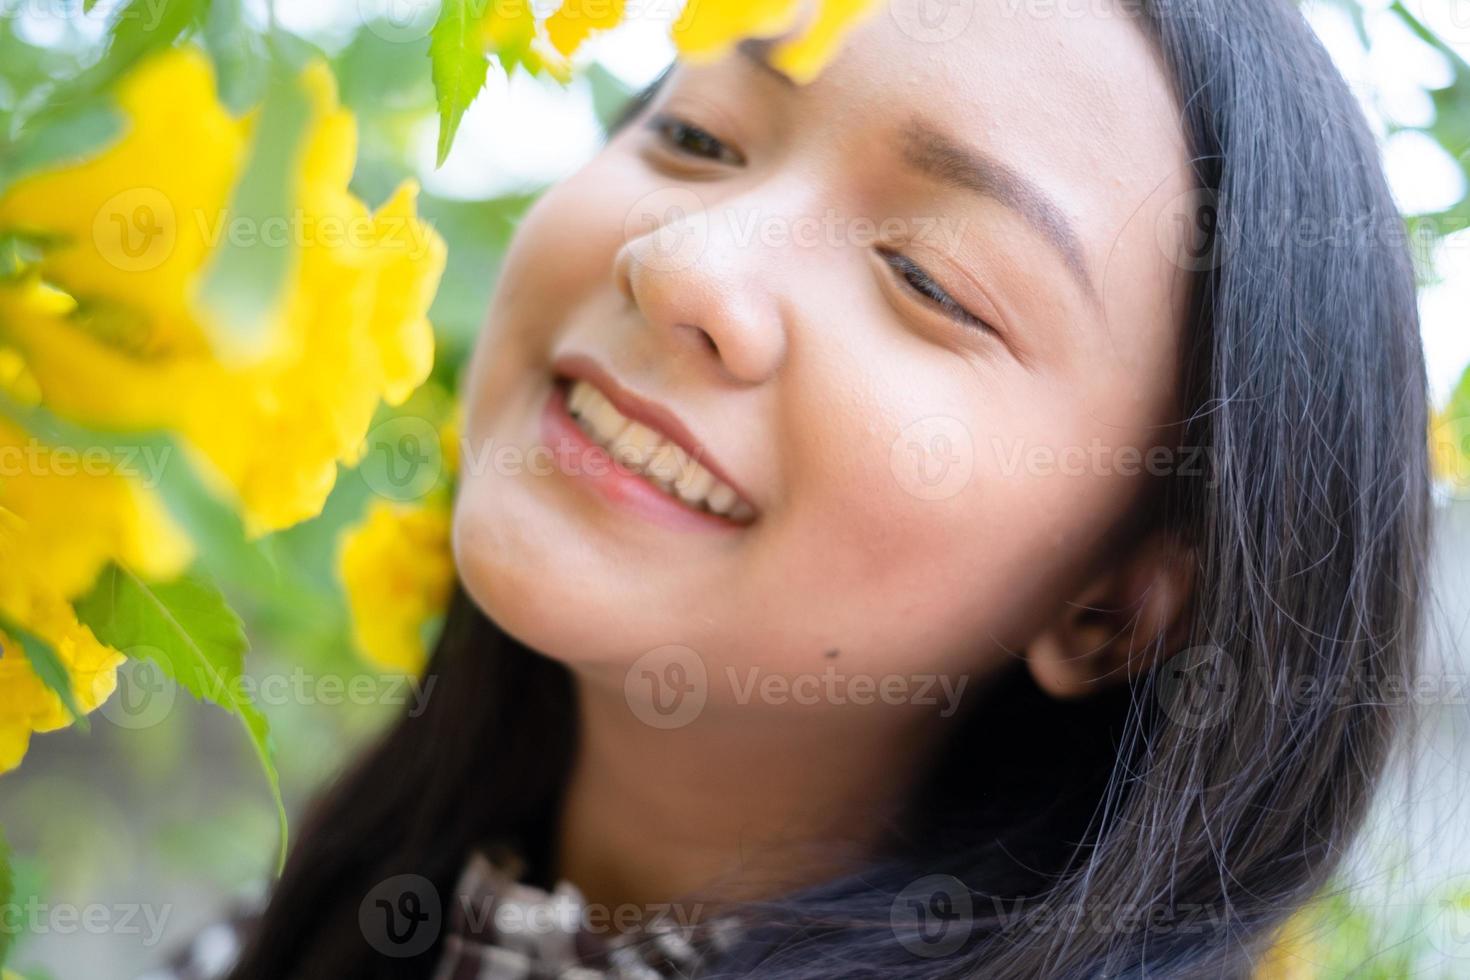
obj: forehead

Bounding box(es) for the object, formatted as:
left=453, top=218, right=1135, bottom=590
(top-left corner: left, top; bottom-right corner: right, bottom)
left=665, top=3, right=1196, bottom=297
left=785, top=2, right=1189, bottom=216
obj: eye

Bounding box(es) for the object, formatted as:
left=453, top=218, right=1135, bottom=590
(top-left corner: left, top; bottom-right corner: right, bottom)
left=878, top=247, right=992, bottom=332
left=645, top=113, right=745, bottom=166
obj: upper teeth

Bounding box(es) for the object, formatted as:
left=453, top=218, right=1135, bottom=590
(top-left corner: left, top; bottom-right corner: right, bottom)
left=565, top=379, right=755, bottom=523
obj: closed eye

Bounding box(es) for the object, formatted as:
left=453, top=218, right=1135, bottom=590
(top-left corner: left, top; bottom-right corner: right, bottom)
left=645, top=112, right=745, bottom=166
left=878, top=247, right=992, bottom=332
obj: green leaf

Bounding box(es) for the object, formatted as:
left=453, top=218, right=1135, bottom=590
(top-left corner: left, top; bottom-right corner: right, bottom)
left=0, top=615, right=89, bottom=734
left=193, top=50, right=311, bottom=357
left=0, top=825, right=12, bottom=969
left=0, top=103, right=122, bottom=189
left=586, top=61, right=634, bottom=136
left=202, top=0, right=270, bottom=112
left=73, top=564, right=288, bottom=873
left=429, top=0, right=492, bottom=167
left=50, top=0, right=212, bottom=108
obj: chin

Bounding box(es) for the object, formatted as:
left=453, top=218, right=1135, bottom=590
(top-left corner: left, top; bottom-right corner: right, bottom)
left=450, top=486, right=646, bottom=669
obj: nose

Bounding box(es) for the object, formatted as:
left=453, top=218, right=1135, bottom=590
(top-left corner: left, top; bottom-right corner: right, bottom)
left=613, top=188, right=790, bottom=385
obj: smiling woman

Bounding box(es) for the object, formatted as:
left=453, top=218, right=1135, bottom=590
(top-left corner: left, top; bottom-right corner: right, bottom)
left=223, top=0, right=1432, bottom=977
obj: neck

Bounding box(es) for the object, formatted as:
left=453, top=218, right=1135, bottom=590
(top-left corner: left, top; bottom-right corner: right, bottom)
left=551, top=667, right=961, bottom=920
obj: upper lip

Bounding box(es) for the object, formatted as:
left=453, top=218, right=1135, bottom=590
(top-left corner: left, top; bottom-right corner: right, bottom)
left=551, top=352, right=756, bottom=512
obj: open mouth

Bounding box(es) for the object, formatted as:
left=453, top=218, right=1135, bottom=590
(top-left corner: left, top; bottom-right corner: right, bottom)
left=552, top=374, right=756, bottom=525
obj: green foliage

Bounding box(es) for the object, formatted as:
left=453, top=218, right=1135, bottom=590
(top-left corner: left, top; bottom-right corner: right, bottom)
left=0, top=825, right=11, bottom=969
left=73, top=566, right=287, bottom=874
left=429, top=0, right=493, bottom=167
left=193, top=50, right=312, bottom=354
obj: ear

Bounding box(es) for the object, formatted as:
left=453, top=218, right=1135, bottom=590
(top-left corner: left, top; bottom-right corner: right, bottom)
left=1025, top=528, right=1196, bottom=700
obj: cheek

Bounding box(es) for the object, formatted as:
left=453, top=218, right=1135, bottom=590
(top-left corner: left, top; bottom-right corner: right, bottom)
left=763, top=361, right=1150, bottom=670
left=461, top=156, right=648, bottom=437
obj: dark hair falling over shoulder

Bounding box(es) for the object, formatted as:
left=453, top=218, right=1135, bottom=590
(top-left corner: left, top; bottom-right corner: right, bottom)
left=228, top=0, right=1433, bottom=976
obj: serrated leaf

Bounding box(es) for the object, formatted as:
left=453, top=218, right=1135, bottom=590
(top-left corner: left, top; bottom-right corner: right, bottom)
left=429, top=0, right=492, bottom=167
left=73, top=564, right=288, bottom=873
left=0, top=615, right=89, bottom=734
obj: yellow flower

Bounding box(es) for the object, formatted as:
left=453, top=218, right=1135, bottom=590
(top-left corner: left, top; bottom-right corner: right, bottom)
left=671, top=0, right=805, bottom=61
left=545, top=0, right=626, bottom=58
left=0, top=47, right=447, bottom=535
left=0, top=47, right=243, bottom=352
left=479, top=0, right=574, bottom=82
left=767, top=0, right=883, bottom=83
left=337, top=498, right=453, bottom=674
left=0, top=415, right=191, bottom=773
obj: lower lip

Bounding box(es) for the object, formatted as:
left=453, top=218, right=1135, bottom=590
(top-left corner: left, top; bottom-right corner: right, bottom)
left=539, top=379, right=747, bottom=533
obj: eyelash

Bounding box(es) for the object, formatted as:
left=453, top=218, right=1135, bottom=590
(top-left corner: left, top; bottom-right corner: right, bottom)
left=644, top=115, right=991, bottom=334
left=647, top=113, right=745, bottom=166
left=879, top=248, right=990, bottom=332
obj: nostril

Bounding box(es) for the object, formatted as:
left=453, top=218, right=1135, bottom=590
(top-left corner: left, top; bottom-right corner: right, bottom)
left=677, top=323, right=719, bottom=355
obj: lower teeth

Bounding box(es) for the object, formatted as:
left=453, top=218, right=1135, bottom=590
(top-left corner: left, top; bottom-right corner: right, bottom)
left=568, top=409, right=731, bottom=519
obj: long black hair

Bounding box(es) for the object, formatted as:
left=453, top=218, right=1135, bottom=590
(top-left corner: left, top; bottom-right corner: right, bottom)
left=229, top=0, right=1432, bottom=975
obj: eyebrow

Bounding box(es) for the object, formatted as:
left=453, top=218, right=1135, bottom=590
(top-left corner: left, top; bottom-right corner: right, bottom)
left=733, top=41, right=1097, bottom=305
left=899, top=117, right=1098, bottom=303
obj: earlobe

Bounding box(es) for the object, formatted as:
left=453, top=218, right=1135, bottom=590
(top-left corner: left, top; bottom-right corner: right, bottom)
left=1025, top=530, right=1196, bottom=700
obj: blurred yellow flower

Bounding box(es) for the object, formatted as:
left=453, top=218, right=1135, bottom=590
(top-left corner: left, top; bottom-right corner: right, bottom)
left=671, top=0, right=880, bottom=82
left=337, top=498, right=453, bottom=674
left=1431, top=403, right=1469, bottom=495
left=545, top=0, right=626, bottom=58
left=0, top=416, right=191, bottom=772
left=0, top=46, right=447, bottom=535
left=1252, top=906, right=1325, bottom=980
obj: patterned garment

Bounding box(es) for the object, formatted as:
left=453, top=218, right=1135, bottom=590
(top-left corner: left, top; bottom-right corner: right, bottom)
left=433, top=844, right=744, bottom=980
left=138, top=845, right=744, bottom=980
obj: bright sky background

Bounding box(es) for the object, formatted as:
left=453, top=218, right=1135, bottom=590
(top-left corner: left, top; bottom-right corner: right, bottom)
left=14, top=0, right=1469, bottom=405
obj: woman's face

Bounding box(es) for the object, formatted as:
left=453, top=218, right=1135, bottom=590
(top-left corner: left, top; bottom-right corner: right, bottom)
left=454, top=3, right=1196, bottom=708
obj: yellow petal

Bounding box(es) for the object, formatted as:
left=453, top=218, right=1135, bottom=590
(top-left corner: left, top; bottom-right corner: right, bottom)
left=672, top=0, right=805, bottom=62
left=337, top=499, right=453, bottom=674
left=0, top=47, right=246, bottom=352
left=768, top=0, right=882, bottom=83
left=0, top=413, right=187, bottom=774
left=361, top=181, right=446, bottom=407
left=545, top=0, right=626, bottom=58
